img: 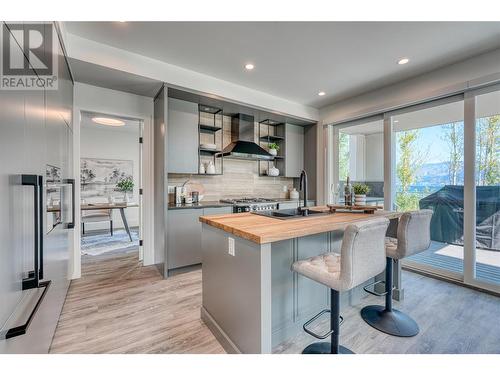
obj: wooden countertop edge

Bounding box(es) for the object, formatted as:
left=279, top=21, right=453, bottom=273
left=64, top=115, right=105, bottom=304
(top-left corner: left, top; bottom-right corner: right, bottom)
left=200, top=207, right=401, bottom=245
left=199, top=215, right=262, bottom=244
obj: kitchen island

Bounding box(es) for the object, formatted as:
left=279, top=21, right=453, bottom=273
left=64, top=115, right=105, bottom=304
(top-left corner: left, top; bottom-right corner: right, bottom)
left=199, top=207, right=400, bottom=353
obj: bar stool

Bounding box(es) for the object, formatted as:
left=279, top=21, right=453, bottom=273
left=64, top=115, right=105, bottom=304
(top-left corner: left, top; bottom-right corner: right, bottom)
left=361, top=209, right=433, bottom=337
left=291, top=218, right=389, bottom=354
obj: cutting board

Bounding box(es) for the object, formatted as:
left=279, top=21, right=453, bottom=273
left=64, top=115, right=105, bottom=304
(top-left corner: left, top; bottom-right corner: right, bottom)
left=327, top=204, right=379, bottom=214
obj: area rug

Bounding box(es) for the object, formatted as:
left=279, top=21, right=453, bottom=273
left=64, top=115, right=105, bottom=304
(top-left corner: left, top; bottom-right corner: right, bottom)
left=81, top=229, right=139, bottom=256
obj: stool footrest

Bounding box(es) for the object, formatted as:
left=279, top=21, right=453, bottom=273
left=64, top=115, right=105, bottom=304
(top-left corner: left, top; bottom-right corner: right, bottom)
left=363, top=280, right=388, bottom=297
left=303, top=309, right=344, bottom=340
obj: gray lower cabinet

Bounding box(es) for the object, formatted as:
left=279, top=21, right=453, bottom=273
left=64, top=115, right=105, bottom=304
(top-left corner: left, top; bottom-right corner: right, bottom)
left=284, top=124, right=304, bottom=178
left=167, top=209, right=201, bottom=269
left=167, top=206, right=232, bottom=270
left=167, top=98, right=199, bottom=174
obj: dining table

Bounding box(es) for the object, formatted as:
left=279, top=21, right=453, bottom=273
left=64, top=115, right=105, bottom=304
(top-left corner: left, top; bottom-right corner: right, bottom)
left=48, top=202, right=138, bottom=242
left=81, top=202, right=138, bottom=241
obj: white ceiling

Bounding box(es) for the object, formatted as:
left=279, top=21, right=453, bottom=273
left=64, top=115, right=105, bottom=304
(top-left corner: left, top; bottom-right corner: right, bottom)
left=65, top=22, right=500, bottom=108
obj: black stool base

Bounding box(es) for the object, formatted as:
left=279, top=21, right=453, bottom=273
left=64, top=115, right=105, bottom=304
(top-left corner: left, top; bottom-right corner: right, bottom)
left=302, top=342, right=354, bottom=354
left=361, top=305, right=419, bottom=337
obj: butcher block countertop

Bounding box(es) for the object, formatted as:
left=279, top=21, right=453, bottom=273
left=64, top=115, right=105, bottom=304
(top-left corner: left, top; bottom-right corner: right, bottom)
left=199, top=206, right=401, bottom=244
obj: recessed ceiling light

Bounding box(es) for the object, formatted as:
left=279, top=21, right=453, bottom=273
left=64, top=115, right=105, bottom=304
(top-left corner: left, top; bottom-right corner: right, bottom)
left=245, top=63, right=254, bottom=70
left=92, top=117, right=125, bottom=127
left=398, top=58, right=410, bottom=65
left=318, top=91, right=326, bottom=96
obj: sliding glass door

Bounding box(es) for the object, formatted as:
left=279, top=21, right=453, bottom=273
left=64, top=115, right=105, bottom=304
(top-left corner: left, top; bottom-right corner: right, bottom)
left=472, top=88, right=500, bottom=287
left=327, top=84, right=500, bottom=294
left=391, top=99, right=465, bottom=280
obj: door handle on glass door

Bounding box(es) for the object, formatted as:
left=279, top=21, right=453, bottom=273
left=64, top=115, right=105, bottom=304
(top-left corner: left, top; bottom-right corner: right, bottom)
left=64, top=178, right=75, bottom=229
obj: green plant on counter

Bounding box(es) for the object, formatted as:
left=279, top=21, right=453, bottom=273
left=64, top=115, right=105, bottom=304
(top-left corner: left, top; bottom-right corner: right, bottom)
left=353, top=183, right=370, bottom=195
left=268, top=143, right=280, bottom=151
left=116, top=176, right=134, bottom=193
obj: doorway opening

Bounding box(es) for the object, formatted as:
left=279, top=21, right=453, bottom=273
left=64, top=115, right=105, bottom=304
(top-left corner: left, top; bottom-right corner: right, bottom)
left=79, top=111, right=144, bottom=262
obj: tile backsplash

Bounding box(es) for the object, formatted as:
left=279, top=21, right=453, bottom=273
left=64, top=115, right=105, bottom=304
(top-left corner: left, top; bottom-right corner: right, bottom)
left=168, top=158, right=294, bottom=201
left=168, top=112, right=295, bottom=202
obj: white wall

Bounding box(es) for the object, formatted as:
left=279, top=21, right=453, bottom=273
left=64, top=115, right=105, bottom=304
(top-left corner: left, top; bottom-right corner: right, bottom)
left=348, top=135, right=365, bottom=181
left=364, top=133, right=384, bottom=181
left=80, top=125, right=140, bottom=230
left=71, top=82, right=155, bottom=279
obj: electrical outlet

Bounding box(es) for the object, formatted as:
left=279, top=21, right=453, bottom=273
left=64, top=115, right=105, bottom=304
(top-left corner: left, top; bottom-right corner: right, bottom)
left=283, top=185, right=288, bottom=192
left=228, top=237, right=235, bottom=256
left=167, top=186, right=175, bottom=194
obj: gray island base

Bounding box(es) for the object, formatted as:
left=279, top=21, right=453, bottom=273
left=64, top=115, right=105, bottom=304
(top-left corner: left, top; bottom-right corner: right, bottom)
left=200, top=211, right=400, bottom=354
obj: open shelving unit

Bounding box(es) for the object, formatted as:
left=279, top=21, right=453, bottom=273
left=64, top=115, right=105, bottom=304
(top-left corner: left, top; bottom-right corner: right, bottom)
left=258, top=119, right=285, bottom=177
left=198, top=104, right=224, bottom=175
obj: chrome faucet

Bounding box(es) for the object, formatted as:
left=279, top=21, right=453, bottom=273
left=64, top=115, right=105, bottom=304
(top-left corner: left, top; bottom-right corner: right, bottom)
left=299, top=170, right=309, bottom=216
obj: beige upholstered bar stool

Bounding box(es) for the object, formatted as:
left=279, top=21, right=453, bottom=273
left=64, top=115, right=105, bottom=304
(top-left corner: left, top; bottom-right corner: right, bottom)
left=361, top=209, right=433, bottom=337
left=292, top=218, right=389, bottom=354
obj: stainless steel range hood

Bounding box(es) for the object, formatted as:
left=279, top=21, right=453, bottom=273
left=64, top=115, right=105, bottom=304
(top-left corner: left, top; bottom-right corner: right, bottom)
left=217, top=114, right=274, bottom=161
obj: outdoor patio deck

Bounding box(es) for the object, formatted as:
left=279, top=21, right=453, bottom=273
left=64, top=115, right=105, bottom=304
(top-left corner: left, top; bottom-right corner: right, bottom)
left=405, top=241, right=500, bottom=285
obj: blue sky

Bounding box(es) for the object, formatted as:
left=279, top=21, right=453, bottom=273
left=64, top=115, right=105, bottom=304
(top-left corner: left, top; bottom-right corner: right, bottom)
left=398, top=124, right=461, bottom=164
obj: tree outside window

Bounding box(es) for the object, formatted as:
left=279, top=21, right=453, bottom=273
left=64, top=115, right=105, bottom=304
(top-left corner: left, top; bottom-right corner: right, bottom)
left=338, top=132, right=350, bottom=182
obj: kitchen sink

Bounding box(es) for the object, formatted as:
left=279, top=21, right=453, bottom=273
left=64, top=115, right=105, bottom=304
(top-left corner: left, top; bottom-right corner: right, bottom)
left=252, top=208, right=327, bottom=220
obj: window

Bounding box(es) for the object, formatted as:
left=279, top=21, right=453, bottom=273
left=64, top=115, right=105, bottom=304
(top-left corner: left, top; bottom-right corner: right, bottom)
left=332, top=119, right=384, bottom=207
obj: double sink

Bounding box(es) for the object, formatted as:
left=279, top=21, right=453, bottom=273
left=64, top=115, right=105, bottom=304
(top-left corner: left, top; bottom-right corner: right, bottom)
left=252, top=207, right=326, bottom=220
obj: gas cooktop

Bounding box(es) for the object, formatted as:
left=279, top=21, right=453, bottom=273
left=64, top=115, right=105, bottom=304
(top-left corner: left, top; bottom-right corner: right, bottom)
left=219, top=198, right=279, bottom=213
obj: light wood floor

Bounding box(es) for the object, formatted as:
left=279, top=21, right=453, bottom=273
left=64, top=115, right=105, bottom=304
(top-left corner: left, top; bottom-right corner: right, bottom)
left=275, top=271, right=500, bottom=354
left=50, top=251, right=500, bottom=354
left=49, top=251, right=224, bottom=354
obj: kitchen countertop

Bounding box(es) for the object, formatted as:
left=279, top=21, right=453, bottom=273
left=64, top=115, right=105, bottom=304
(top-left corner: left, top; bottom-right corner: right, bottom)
left=167, top=198, right=313, bottom=210
left=199, top=206, right=400, bottom=244
left=168, top=201, right=233, bottom=210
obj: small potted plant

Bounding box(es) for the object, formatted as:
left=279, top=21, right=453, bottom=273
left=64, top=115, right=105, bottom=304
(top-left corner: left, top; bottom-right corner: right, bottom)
left=353, top=183, right=370, bottom=206
left=116, top=176, right=134, bottom=203
left=268, top=143, right=280, bottom=156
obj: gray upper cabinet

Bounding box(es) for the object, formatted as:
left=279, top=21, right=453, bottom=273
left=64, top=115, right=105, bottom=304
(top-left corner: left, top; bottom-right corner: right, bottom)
left=167, top=98, right=199, bottom=174
left=284, top=124, right=304, bottom=178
